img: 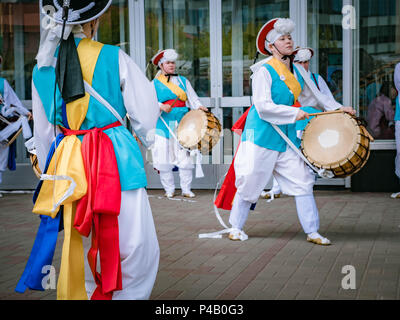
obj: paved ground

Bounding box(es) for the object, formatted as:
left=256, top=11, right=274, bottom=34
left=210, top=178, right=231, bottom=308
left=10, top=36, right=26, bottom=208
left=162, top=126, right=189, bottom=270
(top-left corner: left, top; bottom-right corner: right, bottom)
left=1, top=189, right=400, bottom=300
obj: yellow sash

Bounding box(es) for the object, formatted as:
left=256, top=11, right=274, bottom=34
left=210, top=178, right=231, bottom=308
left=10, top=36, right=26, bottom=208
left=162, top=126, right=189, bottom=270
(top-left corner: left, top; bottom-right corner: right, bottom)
left=267, top=57, right=302, bottom=102
left=33, top=38, right=104, bottom=300
left=156, top=73, right=187, bottom=102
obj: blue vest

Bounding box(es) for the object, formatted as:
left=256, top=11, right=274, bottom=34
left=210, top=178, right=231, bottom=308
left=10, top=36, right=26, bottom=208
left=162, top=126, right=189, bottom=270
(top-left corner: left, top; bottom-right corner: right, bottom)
left=395, top=95, right=400, bottom=121
left=32, top=38, right=147, bottom=191
left=242, top=64, right=304, bottom=152
left=153, top=75, right=189, bottom=139
left=0, top=78, right=4, bottom=112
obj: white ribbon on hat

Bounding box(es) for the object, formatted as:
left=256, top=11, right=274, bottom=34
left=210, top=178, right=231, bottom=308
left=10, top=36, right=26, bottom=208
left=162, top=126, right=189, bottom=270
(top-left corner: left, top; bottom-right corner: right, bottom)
left=36, top=1, right=95, bottom=69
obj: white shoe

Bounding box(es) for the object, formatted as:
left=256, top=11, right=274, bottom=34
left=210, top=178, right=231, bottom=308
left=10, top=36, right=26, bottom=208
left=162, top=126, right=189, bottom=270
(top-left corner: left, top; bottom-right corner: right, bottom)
left=307, top=232, right=331, bottom=245
left=228, top=228, right=248, bottom=241
left=260, top=190, right=281, bottom=200
left=164, top=191, right=175, bottom=198
left=391, top=192, right=400, bottom=199
left=182, top=191, right=195, bottom=198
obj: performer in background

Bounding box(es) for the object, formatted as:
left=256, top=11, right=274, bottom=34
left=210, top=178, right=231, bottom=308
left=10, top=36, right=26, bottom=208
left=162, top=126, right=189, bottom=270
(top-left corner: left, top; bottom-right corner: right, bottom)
left=151, top=49, right=208, bottom=198
left=0, top=55, right=32, bottom=189
left=215, top=18, right=354, bottom=245
left=392, top=62, right=400, bottom=198
left=261, top=47, right=339, bottom=200
left=16, top=0, right=159, bottom=300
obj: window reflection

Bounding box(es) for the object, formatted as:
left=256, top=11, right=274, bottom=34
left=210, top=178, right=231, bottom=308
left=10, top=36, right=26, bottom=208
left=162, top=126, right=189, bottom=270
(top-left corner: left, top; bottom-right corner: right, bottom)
left=97, top=0, right=130, bottom=54
left=1, top=1, right=40, bottom=101
left=357, top=0, right=399, bottom=140
left=307, top=0, right=343, bottom=105
left=222, top=0, right=289, bottom=97
left=144, top=0, right=210, bottom=97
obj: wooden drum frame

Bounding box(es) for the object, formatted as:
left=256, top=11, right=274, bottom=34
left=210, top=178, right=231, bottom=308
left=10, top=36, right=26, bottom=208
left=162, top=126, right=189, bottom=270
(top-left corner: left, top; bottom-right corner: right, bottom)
left=301, top=112, right=374, bottom=178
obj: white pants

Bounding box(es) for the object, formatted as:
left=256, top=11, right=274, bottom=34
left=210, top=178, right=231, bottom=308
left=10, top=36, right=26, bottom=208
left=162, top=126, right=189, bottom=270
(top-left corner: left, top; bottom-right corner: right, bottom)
left=159, top=169, right=193, bottom=194
left=234, top=141, right=315, bottom=203
left=229, top=141, right=319, bottom=234
left=83, top=188, right=160, bottom=300
left=395, top=121, right=400, bottom=179
left=152, top=135, right=194, bottom=193
left=0, top=144, right=9, bottom=184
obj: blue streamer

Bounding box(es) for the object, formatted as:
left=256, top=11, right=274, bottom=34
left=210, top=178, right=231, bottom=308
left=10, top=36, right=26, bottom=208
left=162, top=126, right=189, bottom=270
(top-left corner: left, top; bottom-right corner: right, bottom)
left=16, top=133, right=65, bottom=294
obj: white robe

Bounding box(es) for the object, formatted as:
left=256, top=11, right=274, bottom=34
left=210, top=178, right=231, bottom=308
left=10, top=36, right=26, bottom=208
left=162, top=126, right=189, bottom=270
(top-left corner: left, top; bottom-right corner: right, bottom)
left=32, top=47, right=161, bottom=300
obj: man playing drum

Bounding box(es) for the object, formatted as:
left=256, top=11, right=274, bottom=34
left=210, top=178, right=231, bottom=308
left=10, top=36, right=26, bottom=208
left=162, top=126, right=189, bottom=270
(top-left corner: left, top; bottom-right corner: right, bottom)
left=227, top=18, right=355, bottom=245
left=261, top=47, right=340, bottom=200
left=151, top=49, right=208, bottom=198
left=0, top=55, right=33, bottom=189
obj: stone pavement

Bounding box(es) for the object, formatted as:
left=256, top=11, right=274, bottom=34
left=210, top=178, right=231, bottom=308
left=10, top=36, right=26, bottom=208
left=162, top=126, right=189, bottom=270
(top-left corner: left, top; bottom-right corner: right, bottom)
left=1, top=189, right=400, bottom=300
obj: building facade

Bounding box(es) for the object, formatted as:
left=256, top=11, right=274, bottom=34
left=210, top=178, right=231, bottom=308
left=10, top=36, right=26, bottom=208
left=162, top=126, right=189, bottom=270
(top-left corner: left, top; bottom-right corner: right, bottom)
left=1, top=0, right=399, bottom=190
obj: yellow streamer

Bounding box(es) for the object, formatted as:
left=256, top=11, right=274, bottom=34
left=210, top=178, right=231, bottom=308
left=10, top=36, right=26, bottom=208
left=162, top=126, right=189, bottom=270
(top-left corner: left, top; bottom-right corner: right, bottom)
left=33, top=38, right=105, bottom=300
left=156, top=73, right=188, bottom=102
left=267, top=57, right=302, bottom=102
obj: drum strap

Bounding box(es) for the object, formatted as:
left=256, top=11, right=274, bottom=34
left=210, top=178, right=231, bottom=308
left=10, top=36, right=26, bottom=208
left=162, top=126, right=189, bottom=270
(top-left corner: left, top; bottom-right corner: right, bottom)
left=270, top=123, right=334, bottom=179
left=159, top=115, right=204, bottom=178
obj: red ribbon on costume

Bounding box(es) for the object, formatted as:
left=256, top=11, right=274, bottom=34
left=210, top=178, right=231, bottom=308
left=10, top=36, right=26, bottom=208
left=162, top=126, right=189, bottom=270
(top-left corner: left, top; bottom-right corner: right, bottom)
left=62, top=121, right=123, bottom=300
left=164, top=99, right=186, bottom=108
left=215, top=101, right=302, bottom=210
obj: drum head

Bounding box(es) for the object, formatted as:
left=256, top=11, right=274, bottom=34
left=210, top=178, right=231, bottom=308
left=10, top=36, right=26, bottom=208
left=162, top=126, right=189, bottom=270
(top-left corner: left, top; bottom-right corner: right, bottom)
left=301, top=113, right=360, bottom=167
left=177, top=110, right=209, bottom=149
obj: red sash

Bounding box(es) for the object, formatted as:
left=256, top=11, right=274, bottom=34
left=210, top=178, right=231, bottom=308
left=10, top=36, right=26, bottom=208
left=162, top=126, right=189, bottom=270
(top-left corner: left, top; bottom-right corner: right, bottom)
left=164, top=99, right=186, bottom=108
left=62, top=121, right=123, bottom=300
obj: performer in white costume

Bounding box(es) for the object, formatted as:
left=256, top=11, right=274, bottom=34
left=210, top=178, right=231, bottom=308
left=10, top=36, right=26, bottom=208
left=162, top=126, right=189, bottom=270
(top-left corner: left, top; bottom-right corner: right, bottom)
left=0, top=55, right=32, bottom=187
left=228, top=18, right=354, bottom=245
left=392, top=62, right=400, bottom=198
left=261, top=47, right=338, bottom=200
left=151, top=49, right=208, bottom=198
left=17, top=0, right=159, bottom=300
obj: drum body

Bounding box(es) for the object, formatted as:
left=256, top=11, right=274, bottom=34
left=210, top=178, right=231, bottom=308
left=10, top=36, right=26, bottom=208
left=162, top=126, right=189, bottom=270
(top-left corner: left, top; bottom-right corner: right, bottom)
left=177, top=110, right=221, bottom=154
left=30, top=153, right=42, bottom=179
left=301, top=112, right=372, bottom=178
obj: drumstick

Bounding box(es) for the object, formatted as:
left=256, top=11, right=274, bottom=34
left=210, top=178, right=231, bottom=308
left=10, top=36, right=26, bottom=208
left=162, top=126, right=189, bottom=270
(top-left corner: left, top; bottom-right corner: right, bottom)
left=7, top=127, right=22, bottom=146
left=170, top=97, right=179, bottom=108
left=306, top=110, right=344, bottom=117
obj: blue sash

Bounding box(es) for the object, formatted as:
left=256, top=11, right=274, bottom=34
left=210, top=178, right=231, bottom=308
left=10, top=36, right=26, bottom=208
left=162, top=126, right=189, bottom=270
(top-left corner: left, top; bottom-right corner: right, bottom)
left=15, top=134, right=65, bottom=293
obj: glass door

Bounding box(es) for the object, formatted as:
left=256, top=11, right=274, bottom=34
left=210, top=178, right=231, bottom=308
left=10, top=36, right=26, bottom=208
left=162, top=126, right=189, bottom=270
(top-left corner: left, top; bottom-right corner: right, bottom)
left=220, top=0, right=290, bottom=163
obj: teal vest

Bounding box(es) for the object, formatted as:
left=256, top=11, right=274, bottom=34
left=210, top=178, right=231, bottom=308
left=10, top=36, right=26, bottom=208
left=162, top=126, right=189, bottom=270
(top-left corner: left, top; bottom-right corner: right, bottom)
left=33, top=38, right=147, bottom=191
left=242, top=64, right=304, bottom=152
left=395, top=95, right=400, bottom=121
left=153, top=76, right=189, bottom=139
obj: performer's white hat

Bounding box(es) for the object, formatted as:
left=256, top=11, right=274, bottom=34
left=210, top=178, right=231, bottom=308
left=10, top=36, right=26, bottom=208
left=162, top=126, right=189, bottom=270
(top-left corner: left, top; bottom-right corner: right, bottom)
left=256, top=18, right=295, bottom=55
left=151, top=49, right=179, bottom=67
left=293, top=47, right=314, bottom=62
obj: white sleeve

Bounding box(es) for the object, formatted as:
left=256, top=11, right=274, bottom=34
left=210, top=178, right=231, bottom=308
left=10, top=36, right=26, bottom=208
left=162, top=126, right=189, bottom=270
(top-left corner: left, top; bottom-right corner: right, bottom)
left=318, top=76, right=335, bottom=101
left=295, top=64, right=343, bottom=111
left=119, top=50, right=160, bottom=148
left=184, top=79, right=203, bottom=110
left=3, top=80, right=30, bottom=116
left=252, top=67, right=299, bottom=125
left=32, top=81, right=58, bottom=172
left=395, top=63, right=400, bottom=94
